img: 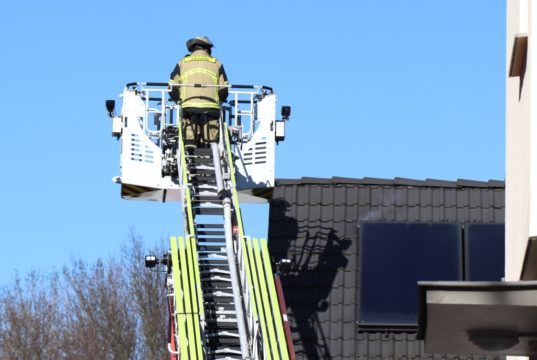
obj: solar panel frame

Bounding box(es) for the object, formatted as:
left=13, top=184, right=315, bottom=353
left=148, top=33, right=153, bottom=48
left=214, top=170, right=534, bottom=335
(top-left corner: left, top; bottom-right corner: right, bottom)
left=358, top=221, right=463, bottom=329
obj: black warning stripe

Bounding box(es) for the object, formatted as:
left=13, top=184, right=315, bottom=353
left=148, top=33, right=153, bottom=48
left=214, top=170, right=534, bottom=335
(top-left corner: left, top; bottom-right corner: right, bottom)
left=121, top=184, right=158, bottom=198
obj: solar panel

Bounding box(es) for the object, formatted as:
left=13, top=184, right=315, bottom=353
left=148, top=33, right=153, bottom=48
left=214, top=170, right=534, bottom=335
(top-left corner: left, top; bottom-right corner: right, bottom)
left=464, top=223, right=505, bottom=281
left=358, top=222, right=463, bottom=328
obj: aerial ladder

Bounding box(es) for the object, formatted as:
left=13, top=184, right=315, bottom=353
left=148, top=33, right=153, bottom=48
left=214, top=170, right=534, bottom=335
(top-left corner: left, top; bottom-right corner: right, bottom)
left=106, top=82, right=295, bottom=359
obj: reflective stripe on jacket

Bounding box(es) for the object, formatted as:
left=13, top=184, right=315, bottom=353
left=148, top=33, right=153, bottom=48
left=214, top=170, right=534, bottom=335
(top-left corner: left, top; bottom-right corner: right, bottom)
left=169, top=49, right=229, bottom=110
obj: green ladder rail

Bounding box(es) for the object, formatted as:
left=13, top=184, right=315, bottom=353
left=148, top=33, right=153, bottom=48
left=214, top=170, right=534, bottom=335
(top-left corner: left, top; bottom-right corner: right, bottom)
left=170, top=235, right=205, bottom=360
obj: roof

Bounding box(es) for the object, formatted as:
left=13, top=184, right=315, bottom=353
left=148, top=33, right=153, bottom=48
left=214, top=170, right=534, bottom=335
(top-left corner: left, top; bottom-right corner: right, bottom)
left=268, top=177, right=504, bottom=360
left=276, top=176, right=505, bottom=188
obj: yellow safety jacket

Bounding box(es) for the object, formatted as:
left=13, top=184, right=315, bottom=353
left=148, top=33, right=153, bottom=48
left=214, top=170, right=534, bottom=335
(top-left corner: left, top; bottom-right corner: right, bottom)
left=169, top=49, right=229, bottom=110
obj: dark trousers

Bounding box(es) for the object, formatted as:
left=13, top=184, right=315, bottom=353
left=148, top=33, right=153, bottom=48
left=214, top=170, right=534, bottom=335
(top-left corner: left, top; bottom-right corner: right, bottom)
left=182, top=109, right=220, bottom=147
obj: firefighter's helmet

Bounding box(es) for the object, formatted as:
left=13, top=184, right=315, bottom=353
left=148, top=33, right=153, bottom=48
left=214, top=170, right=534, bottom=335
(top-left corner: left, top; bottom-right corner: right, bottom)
left=186, top=37, right=214, bottom=52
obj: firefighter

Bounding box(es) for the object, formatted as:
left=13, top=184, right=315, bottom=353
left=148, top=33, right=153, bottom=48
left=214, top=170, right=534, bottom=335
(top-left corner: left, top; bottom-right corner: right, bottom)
left=169, top=36, right=229, bottom=149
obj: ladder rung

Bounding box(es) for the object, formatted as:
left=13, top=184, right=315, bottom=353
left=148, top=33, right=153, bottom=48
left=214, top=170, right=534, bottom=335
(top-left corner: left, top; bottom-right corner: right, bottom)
left=191, top=148, right=213, bottom=155
left=199, top=268, right=230, bottom=275
left=204, top=291, right=234, bottom=297
left=196, top=230, right=225, bottom=235
left=196, top=224, right=225, bottom=229
left=197, top=240, right=225, bottom=246
left=192, top=197, right=221, bottom=203
left=211, top=347, right=242, bottom=355
left=195, top=208, right=224, bottom=215
left=201, top=275, right=231, bottom=282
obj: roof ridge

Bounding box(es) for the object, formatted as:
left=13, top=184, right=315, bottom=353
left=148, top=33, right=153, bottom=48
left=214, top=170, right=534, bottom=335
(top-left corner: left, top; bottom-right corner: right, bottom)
left=275, top=176, right=505, bottom=188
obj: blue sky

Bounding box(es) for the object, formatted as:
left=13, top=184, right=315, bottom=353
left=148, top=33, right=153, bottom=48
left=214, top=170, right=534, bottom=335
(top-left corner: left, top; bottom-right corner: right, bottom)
left=0, top=1, right=505, bottom=284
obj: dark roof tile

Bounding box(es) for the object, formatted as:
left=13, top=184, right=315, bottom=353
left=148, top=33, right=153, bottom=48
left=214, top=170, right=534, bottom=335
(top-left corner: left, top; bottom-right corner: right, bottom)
left=444, top=188, right=457, bottom=207
left=358, top=187, right=370, bottom=205
left=345, top=186, right=359, bottom=205
left=481, top=189, right=494, bottom=208
left=322, top=186, right=334, bottom=205
left=456, top=188, right=470, bottom=207
left=393, top=177, right=425, bottom=186
left=494, top=190, right=505, bottom=207
left=296, top=204, right=309, bottom=221
left=488, top=179, right=505, bottom=187
left=309, top=204, right=321, bottom=221
left=274, top=178, right=301, bottom=185
left=456, top=207, right=469, bottom=222
left=444, top=207, right=458, bottom=222
left=395, top=206, right=408, bottom=222
left=432, top=188, right=444, bottom=206
left=420, top=206, right=433, bottom=222
left=333, top=205, right=346, bottom=222
left=407, top=188, right=420, bottom=206
left=302, top=177, right=332, bottom=184
left=342, top=321, right=356, bottom=340
left=419, top=187, right=433, bottom=206
left=480, top=207, right=494, bottom=223
left=331, top=176, right=364, bottom=184
left=371, top=187, right=383, bottom=206
left=395, top=188, right=408, bottom=206
left=456, top=178, right=490, bottom=188
left=362, top=177, right=394, bottom=185
left=383, top=188, right=396, bottom=206
left=283, top=184, right=297, bottom=204
left=424, top=178, right=458, bottom=188
left=495, top=208, right=505, bottom=222
left=382, top=205, right=396, bottom=221
left=334, top=186, right=347, bottom=205
left=469, top=189, right=483, bottom=208
left=309, top=186, right=322, bottom=204
left=408, top=206, right=420, bottom=221
left=321, top=205, right=334, bottom=222
left=297, top=186, right=309, bottom=205
left=432, top=207, right=445, bottom=222
left=268, top=219, right=296, bottom=238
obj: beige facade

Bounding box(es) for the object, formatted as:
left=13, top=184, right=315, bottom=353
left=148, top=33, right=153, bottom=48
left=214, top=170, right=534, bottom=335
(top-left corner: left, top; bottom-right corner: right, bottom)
left=506, top=0, right=532, bottom=281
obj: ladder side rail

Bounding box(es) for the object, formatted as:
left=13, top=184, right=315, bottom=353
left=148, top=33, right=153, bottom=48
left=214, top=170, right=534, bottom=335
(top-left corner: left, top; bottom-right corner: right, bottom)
left=170, top=236, right=187, bottom=359
left=245, top=238, right=273, bottom=360
left=169, top=107, right=205, bottom=359
left=260, top=238, right=290, bottom=360
left=225, top=124, right=268, bottom=358
left=215, top=139, right=250, bottom=357
left=274, top=275, right=296, bottom=360
left=182, top=236, right=204, bottom=360
left=188, top=235, right=207, bottom=353
left=240, top=235, right=263, bottom=357
left=178, top=236, right=199, bottom=360
left=236, top=232, right=256, bottom=339
left=176, top=105, right=190, bottom=239
left=167, top=294, right=180, bottom=360
left=222, top=197, right=251, bottom=358
left=252, top=238, right=280, bottom=359
left=211, top=143, right=225, bottom=197
left=177, top=110, right=196, bottom=238
left=223, top=119, right=294, bottom=358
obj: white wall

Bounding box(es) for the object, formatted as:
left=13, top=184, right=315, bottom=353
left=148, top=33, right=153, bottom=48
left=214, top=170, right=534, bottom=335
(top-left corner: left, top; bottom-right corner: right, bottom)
left=506, top=0, right=531, bottom=281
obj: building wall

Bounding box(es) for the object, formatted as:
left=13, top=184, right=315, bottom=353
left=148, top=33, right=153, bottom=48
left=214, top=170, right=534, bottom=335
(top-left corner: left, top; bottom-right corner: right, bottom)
left=506, top=0, right=532, bottom=281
